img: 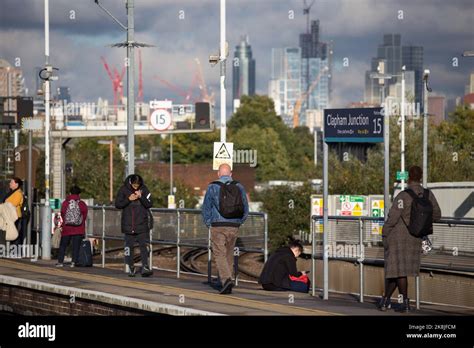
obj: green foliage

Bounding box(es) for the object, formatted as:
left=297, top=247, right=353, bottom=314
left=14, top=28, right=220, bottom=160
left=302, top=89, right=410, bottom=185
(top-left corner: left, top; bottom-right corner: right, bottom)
left=65, top=138, right=126, bottom=204
left=160, top=130, right=219, bottom=163
left=255, top=184, right=313, bottom=250
left=140, top=168, right=199, bottom=208
left=230, top=125, right=290, bottom=181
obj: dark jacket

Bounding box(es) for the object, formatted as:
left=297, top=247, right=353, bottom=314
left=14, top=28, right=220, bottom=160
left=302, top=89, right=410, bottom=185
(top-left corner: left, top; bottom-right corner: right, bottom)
left=259, top=247, right=302, bottom=290
left=60, top=194, right=88, bottom=236
left=201, top=175, right=249, bottom=228
left=115, top=175, right=153, bottom=235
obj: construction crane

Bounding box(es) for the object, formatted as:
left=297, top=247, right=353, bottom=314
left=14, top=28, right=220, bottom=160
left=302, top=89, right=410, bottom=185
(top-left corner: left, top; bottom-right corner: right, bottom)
left=195, top=58, right=215, bottom=104
left=153, top=59, right=215, bottom=105
left=293, top=67, right=327, bottom=127
left=100, top=56, right=125, bottom=112
left=152, top=74, right=200, bottom=104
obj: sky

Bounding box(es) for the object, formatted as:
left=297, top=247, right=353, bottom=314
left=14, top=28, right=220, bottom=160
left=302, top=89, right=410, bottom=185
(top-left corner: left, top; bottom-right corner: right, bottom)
left=0, top=0, right=473, bottom=112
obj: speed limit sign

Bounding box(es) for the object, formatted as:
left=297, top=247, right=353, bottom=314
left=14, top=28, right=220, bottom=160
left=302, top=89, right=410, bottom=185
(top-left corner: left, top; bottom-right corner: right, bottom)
left=150, top=109, right=172, bottom=131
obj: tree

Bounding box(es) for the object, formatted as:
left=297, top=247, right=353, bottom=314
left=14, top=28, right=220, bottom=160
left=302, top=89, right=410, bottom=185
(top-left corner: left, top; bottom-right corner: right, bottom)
left=66, top=138, right=126, bottom=204
left=256, top=183, right=314, bottom=250
left=230, top=125, right=290, bottom=181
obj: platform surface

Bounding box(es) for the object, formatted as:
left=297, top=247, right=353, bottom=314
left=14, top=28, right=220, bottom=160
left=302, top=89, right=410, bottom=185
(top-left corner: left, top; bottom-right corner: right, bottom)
left=0, top=259, right=471, bottom=316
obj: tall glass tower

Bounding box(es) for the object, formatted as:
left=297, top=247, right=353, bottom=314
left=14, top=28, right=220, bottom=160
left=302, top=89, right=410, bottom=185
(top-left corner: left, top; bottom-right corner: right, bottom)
left=232, top=35, right=256, bottom=103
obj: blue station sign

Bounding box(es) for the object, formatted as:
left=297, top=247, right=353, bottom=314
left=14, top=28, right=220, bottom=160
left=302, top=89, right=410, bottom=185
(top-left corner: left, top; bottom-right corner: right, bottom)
left=323, top=107, right=384, bottom=143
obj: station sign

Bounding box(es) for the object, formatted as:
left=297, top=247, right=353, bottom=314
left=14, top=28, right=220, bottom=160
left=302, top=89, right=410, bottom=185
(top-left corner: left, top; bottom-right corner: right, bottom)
left=324, top=108, right=383, bottom=143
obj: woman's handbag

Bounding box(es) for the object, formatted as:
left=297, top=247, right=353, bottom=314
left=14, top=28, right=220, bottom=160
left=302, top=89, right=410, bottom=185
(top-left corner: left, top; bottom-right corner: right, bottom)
left=52, top=227, right=62, bottom=249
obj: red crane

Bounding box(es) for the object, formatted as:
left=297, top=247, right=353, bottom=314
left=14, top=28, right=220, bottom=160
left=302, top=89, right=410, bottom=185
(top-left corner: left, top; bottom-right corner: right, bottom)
left=100, top=56, right=125, bottom=112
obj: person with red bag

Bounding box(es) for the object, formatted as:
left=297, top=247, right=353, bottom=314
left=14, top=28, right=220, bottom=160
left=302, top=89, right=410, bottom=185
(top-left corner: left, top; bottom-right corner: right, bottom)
left=258, top=240, right=310, bottom=293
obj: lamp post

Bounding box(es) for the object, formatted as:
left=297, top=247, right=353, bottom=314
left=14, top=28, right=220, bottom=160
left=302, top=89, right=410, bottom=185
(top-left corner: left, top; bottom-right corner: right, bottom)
left=370, top=70, right=392, bottom=218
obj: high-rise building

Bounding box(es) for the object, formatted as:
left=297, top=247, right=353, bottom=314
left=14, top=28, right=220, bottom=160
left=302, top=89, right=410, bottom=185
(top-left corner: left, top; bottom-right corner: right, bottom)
left=466, top=73, right=474, bottom=94
left=268, top=47, right=302, bottom=127
left=232, top=35, right=256, bottom=108
left=269, top=19, right=331, bottom=128
left=56, top=86, right=71, bottom=103
left=0, top=59, right=25, bottom=97
left=365, top=35, right=424, bottom=110
left=402, top=46, right=424, bottom=109
left=428, top=95, right=446, bottom=125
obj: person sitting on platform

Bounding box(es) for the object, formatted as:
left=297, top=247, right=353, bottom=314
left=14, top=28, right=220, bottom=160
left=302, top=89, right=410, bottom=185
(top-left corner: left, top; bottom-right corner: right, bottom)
left=258, top=240, right=310, bottom=293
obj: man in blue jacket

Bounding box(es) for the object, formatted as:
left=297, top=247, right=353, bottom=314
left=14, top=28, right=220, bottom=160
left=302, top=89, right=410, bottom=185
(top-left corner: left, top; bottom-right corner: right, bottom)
left=202, top=164, right=249, bottom=294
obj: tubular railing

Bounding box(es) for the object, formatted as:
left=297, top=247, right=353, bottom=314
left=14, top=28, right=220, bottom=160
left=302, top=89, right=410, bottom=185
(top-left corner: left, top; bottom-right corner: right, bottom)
left=311, top=215, right=474, bottom=308
left=32, top=204, right=268, bottom=284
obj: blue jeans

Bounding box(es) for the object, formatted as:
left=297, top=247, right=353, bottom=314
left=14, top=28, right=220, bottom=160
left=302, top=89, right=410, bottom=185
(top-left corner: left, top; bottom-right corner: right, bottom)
left=289, top=280, right=309, bottom=293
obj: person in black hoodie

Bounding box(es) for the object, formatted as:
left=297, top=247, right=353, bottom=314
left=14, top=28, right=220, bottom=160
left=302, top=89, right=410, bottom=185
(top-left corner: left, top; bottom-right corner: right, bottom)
left=258, top=240, right=309, bottom=293
left=115, top=174, right=153, bottom=277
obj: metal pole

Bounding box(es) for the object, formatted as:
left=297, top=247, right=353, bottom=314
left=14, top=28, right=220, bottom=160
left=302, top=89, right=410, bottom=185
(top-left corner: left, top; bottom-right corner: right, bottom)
left=109, top=142, right=113, bottom=203
left=401, top=71, right=406, bottom=191
left=322, top=140, right=329, bottom=300
left=42, top=0, right=52, bottom=260
left=263, top=213, right=268, bottom=263
left=207, top=227, right=212, bottom=284
left=359, top=218, right=364, bottom=303
left=176, top=210, right=181, bottom=279
left=219, top=0, right=227, bottom=143
left=126, top=0, right=135, bottom=176
left=314, top=129, right=318, bottom=166
left=311, top=218, right=316, bottom=297
left=416, top=276, right=420, bottom=310
left=149, top=224, right=153, bottom=271
left=422, top=80, right=429, bottom=189
left=101, top=206, right=105, bottom=268
left=383, top=85, right=389, bottom=220
left=27, top=130, right=32, bottom=246
left=170, top=134, right=173, bottom=196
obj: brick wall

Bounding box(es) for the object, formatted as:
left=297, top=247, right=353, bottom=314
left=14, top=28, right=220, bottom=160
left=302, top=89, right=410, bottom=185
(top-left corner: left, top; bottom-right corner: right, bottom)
left=138, top=163, right=256, bottom=196
left=0, top=284, right=153, bottom=316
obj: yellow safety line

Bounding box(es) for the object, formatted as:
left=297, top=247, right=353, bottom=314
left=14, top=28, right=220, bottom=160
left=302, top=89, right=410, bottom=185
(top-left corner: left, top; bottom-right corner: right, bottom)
left=0, top=259, right=341, bottom=316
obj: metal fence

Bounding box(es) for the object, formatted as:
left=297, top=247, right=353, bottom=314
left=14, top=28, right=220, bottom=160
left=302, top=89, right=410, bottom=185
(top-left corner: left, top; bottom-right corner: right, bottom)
left=310, top=215, right=474, bottom=308
left=32, top=205, right=268, bottom=282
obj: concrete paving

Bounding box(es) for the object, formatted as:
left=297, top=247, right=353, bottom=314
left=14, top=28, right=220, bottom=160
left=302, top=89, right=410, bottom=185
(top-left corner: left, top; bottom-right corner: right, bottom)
left=0, top=259, right=471, bottom=316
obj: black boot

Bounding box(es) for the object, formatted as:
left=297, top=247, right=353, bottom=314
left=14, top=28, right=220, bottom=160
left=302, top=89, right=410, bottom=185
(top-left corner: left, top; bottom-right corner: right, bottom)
left=141, top=266, right=153, bottom=277
left=395, top=298, right=411, bottom=313
left=376, top=297, right=391, bottom=311
left=127, top=266, right=136, bottom=277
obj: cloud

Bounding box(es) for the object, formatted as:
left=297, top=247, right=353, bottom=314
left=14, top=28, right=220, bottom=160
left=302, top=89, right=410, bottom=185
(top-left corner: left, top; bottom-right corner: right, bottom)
left=0, top=0, right=472, bottom=108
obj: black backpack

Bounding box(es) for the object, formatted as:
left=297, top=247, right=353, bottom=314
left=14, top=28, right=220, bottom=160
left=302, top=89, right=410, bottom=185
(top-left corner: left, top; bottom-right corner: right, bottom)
left=212, top=180, right=245, bottom=219
left=402, top=188, right=434, bottom=238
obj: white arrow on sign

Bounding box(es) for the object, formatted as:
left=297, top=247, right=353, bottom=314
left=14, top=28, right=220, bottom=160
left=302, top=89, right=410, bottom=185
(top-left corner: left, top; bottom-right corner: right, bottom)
left=150, top=109, right=172, bottom=131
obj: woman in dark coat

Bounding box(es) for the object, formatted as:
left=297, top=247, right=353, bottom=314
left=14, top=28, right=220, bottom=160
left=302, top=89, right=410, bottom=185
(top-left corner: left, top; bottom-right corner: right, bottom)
left=378, top=166, right=441, bottom=312
left=115, top=174, right=153, bottom=277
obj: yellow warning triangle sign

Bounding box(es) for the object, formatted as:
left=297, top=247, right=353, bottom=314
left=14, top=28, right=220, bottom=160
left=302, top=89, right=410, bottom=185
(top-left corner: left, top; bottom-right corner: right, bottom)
left=353, top=203, right=361, bottom=211
left=373, top=201, right=379, bottom=208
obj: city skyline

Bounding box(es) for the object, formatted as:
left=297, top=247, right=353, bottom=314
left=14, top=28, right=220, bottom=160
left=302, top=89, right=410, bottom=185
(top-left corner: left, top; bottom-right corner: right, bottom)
left=0, top=0, right=472, bottom=112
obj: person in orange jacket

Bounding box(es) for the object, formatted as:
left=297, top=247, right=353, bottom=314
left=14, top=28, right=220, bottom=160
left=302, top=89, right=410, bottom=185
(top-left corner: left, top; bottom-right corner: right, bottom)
left=2, top=177, right=24, bottom=245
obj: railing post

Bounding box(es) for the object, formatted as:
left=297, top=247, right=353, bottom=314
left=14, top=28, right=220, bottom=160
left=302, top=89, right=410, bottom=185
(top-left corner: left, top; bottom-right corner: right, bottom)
left=416, top=276, right=420, bottom=309
left=234, top=252, right=239, bottom=286
left=359, top=218, right=364, bottom=303
left=101, top=205, right=105, bottom=268
left=264, top=213, right=268, bottom=263
left=311, top=217, right=316, bottom=297
left=177, top=210, right=181, bottom=279
left=149, top=217, right=153, bottom=271
left=207, top=226, right=212, bottom=284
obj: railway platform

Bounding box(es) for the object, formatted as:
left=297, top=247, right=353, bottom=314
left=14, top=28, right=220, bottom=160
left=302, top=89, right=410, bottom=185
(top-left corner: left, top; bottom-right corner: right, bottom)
left=0, top=258, right=471, bottom=316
